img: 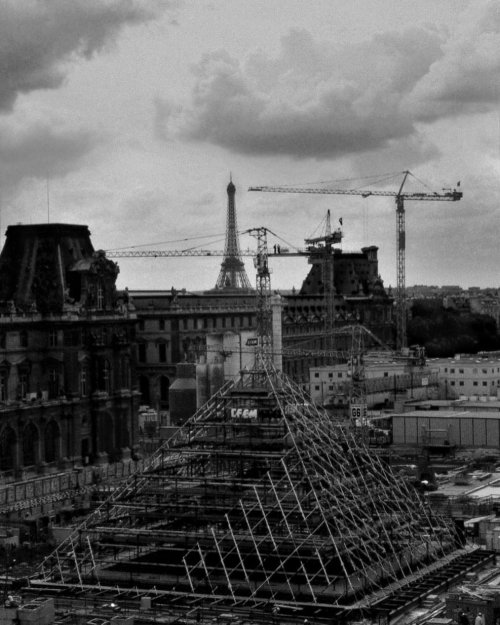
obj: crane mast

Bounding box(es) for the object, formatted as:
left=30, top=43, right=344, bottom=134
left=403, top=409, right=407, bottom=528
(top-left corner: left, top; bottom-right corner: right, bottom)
left=248, top=227, right=273, bottom=369
left=249, top=171, right=462, bottom=351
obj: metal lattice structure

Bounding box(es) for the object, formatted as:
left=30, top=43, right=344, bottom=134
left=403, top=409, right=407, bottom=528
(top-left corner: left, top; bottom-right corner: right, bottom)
left=249, top=171, right=462, bottom=351
left=215, top=178, right=253, bottom=291
left=33, top=365, right=462, bottom=621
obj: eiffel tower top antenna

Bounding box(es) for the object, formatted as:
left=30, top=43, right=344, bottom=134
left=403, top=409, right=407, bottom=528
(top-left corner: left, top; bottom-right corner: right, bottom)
left=214, top=176, right=253, bottom=292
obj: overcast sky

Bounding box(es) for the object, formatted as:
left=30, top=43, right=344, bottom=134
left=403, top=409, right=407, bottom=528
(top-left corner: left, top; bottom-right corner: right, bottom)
left=1, top=0, right=499, bottom=291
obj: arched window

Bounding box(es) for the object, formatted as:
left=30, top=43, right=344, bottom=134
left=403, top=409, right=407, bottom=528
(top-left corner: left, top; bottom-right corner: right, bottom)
left=22, top=422, right=39, bottom=467
left=0, top=427, right=16, bottom=471
left=44, top=421, right=60, bottom=463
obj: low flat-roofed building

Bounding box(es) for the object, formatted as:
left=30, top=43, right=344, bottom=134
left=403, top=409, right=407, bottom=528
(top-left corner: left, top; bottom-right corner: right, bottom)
left=432, top=356, right=500, bottom=399
left=393, top=410, right=500, bottom=448
left=310, top=358, right=438, bottom=408
left=403, top=399, right=463, bottom=411
left=403, top=398, right=500, bottom=413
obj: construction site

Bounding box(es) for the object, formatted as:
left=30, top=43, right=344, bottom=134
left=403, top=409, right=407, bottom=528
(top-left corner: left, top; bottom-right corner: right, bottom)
left=3, top=172, right=499, bottom=625
left=18, top=361, right=491, bottom=624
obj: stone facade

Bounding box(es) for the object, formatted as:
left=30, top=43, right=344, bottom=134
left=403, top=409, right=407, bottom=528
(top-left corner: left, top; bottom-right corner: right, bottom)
left=0, top=224, right=140, bottom=479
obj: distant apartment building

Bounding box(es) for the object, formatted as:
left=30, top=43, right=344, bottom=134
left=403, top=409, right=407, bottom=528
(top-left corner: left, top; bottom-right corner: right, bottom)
left=470, top=293, right=500, bottom=328
left=433, top=356, right=500, bottom=399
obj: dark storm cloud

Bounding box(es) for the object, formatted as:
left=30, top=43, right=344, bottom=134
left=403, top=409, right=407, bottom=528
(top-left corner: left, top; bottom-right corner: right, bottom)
left=0, top=0, right=168, bottom=191
left=159, top=1, right=500, bottom=161
left=0, top=0, right=163, bottom=111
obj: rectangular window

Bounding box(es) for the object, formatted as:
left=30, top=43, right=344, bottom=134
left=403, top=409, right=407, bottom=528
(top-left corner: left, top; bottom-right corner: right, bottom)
left=103, top=361, right=110, bottom=394
left=315, top=385, right=320, bottom=391
left=384, top=372, right=389, bottom=377
left=459, top=369, right=464, bottom=374
left=159, top=319, right=165, bottom=331
left=49, top=329, right=58, bottom=347
left=138, top=344, right=146, bottom=363
left=80, top=369, right=87, bottom=397
left=337, top=373, right=343, bottom=378
left=96, top=285, right=104, bottom=310
left=328, top=373, right=333, bottom=378
left=473, top=381, right=478, bottom=386
left=158, top=343, right=167, bottom=363
left=450, top=381, right=455, bottom=386
left=19, top=371, right=28, bottom=398
left=450, top=368, right=455, bottom=373
left=48, top=368, right=58, bottom=399
left=483, top=381, right=487, bottom=386
left=0, top=371, right=7, bottom=401
left=459, top=381, right=464, bottom=386
left=314, top=373, right=319, bottom=378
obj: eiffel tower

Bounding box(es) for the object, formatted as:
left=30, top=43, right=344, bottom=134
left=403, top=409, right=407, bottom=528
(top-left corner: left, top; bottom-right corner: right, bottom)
left=215, top=177, right=253, bottom=291
left=34, top=364, right=472, bottom=623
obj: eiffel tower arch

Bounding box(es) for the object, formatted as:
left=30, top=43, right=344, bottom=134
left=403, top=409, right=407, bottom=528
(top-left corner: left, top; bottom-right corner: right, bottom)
left=214, top=177, right=253, bottom=292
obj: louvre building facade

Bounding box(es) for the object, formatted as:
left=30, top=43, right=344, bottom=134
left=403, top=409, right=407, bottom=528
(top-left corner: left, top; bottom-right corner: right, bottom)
left=0, top=223, right=139, bottom=477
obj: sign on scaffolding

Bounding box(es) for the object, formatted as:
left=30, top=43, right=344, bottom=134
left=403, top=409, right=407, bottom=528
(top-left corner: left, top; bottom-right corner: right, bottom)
left=350, top=403, right=367, bottom=423
left=230, top=408, right=258, bottom=420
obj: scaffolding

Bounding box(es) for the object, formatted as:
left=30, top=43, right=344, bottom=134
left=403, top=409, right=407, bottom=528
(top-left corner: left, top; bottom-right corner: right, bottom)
left=33, top=366, right=461, bottom=621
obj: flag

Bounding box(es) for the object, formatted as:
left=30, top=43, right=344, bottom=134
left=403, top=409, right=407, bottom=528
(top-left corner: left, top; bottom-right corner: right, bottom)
left=339, top=217, right=343, bottom=225
left=457, top=181, right=461, bottom=187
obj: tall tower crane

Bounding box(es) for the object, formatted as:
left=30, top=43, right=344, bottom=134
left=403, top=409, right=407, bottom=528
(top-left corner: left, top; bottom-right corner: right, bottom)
left=303, top=210, right=342, bottom=353
left=249, top=170, right=463, bottom=351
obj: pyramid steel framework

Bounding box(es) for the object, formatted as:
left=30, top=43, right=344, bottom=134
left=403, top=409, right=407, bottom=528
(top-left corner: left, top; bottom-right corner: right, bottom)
left=34, top=364, right=462, bottom=620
